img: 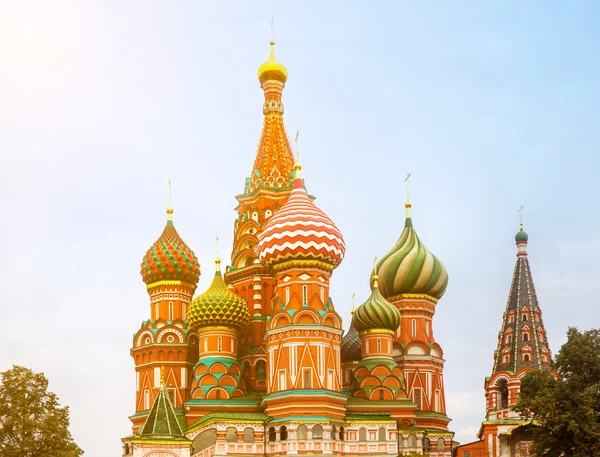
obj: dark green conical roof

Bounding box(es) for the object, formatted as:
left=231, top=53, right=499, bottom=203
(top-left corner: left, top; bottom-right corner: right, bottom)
left=140, top=380, right=185, bottom=439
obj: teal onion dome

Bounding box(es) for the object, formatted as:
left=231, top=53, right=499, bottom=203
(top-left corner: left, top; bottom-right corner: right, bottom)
left=341, top=324, right=362, bottom=362
left=372, top=208, right=448, bottom=301
left=352, top=276, right=401, bottom=333
left=515, top=226, right=528, bottom=243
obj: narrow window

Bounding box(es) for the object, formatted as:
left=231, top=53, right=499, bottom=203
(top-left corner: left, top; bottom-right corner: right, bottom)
left=524, top=353, right=531, bottom=362
left=231, top=339, right=234, bottom=352
left=280, top=426, right=288, bottom=441
left=412, top=319, right=417, bottom=337
left=523, top=332, right=529, bottom=342
left=522, top=313, right=528, bottom=322
left=304, top=369, right=311, bottom=388
left=358, top=428, right=367, bottom=441
left=279, top=370, right=286, bottom=390
left=144, top=389, right=150, bottom=410
left=154, top=367, right=160, bottom=388
left=216, top=390, right=221, bottom=399
left=414, top=389, right=422, bottom=410
left=168, top=301, right=174, bottom=321
left=155, top=303, right=159, bottom=320
left=377, top=339, right=381, bottom=353
left=378, top=427, right=386, bottom=442
left=285, top=286, right=290, bottom=305
left=379, top=389, right=384, bottom=400
left=320, top=286, right=324, bottom=303
left=435, top=390, right=441, bottom=412
left=269, top=427, right=276, bottom=442
left=181, top=367, right=187, bottom=388
left=498, top=379, right=508, bottom=408
left=302, top=285, right=308, bottom=304
left=204, top=337, right=208, bottom=352
left=327, top=370, right=334, bottom=390
left=538, top=333, right=544, bottom=342
left=136, top=372, right=140, bottom=391
left=182, top=303, right=186, bottom=320
left=218, top=337, right=222, bottom=352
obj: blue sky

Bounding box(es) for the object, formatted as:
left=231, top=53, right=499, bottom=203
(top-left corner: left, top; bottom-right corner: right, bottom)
left=1, top=1, right=599, bottom=456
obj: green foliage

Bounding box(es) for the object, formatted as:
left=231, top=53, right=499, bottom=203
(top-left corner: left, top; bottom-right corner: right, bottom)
left=0, top=365, right=83, bottom=457
left=514, top=327, right=600, bottom=457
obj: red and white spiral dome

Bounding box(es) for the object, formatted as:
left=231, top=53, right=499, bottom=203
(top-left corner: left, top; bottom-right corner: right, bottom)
left=257, top=166, right=345, bottom=270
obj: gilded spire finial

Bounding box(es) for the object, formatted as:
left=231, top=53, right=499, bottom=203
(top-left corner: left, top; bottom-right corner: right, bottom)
left=215, top=236, right=221, bottom=267
left=293, top=130, right=302, bottom=176
left=351, top=292, right=356, bottom=314
left=270, top=17, right=274, bottom=43
left=405, top=173, right=412, bottom=218
left=518, top=205, right=525, bottom=229
left=372, top=256, right=379, bottom=288
left=166, top=179, right=174, bottom=221
left=160, top=365, right=165, bottom=390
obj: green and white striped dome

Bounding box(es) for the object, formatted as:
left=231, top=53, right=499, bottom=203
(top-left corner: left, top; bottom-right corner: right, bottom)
left=372, top=206, right=448, bottom=301
left=352, top=275, right=401, bottom=333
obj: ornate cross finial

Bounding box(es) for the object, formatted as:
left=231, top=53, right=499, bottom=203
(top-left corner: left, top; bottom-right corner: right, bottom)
left=295, top=130, right=300, bottom=163
left=160, top=365, right=165, bottom=389
left=518, top=205, right=525, bottom=229
left=351, top=292, right=356, bottom=314
left=166, top=179, right=173, bottom=221
left=215, top=236, right=221, bottom=266
left=271, top=17, right=274, bottom=43
left=373, top=256, right=378, bottom=274
left=405, top=173, right=411, bottom=202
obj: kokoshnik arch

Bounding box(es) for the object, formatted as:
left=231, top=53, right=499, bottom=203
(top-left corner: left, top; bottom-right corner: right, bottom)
left=124, top=40, right=471, bottom=457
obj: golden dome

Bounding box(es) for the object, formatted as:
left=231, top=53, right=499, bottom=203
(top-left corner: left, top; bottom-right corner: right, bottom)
left=257, top=41, right=288, bottom=84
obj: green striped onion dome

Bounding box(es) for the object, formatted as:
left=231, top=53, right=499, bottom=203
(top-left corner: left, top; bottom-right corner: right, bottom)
left=352, top=276, right=401, bottom=333
left=188, top=259, right=250, bottom=332
left=141, top=209, right=200, bottom=286
left=341, top=324, right=362, bottom=362
left=373, top=215, right=448, bottom=300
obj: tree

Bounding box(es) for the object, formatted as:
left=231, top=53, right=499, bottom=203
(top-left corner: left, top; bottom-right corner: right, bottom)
left=514, top=327, right=600, bottom=457
left=0, top=365, right=83, bottom=457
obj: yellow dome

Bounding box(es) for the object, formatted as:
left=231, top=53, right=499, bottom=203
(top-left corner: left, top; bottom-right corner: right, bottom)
left=257, top=41, right=288, bottom=84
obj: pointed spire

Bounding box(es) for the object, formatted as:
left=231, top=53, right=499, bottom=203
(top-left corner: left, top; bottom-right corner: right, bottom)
left=351, top=292, right=356, bottom=315
left=215, top=236, right=221, bottom=267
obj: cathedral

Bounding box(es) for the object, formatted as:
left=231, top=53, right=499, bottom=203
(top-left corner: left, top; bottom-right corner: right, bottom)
left=121, top=40, right=549, bottom=457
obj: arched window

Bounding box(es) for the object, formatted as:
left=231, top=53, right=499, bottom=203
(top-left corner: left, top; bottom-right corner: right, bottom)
left=304, top=370, right=311, bottom=388
left=339, top=426, right=345, bottom=441
left=226, top=427, right=238, bottom=442
left=312, top=425, right=323, bottom=439
left=522, top=313, right=528, bottom=322
left=358, top=427, right=367, bottom=441
left=269, top=427, right=276, bottom=442
left=302, top=285, right=308, bottom=304
left=297, top=425, right=307, bottom=440
left=379, top=389, right=384, bottom=400
left=378, top=427, right=386, bottom=441
left=437, top=438, right=445, bottom=451
left=256, top=360, right=267, bottom=380
left=218, top=337, right=222, bottom=352
left=280, top=426, right=288, bottom=441
left=524, top=353, right=531, bottom=362
left=505, top=334, right=512, bottom=345
left=331, top=426, right=336, bottom=440
left=244, top=427, right=254, bottom=443
left=168, top=302, right=174, bottom=321
left=215, top=390, right=221, bottom=400
left=412, top=319, right=417, bottom=337
left=498, top=379, right=508, bottom=409
left=408, top=434, right=417, bottom=447
left=523, top=332, right=529, bottom=342
left=538, top=332, right=544, bottom=342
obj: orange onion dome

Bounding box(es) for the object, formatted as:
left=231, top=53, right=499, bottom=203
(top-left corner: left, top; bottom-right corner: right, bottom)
left=257, top=165, right=346, bottom=270
left=140, top=208, right=201, bottom=286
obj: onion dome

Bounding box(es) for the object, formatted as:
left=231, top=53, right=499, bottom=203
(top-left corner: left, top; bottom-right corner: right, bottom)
left=352, top=275, right=401, bottom=333
left=341, top=324, right=362, bottom=362
left=373, top=202, right=448, bottom=300
left=258, top=40, right=288, bottom=84
left=188, top=258, right=250, bottom=332
left=257, top=165, right=345, bottom=270
left=141, top=207, right=200, bottom=286
left=515, top=224, right=528, bottom=243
